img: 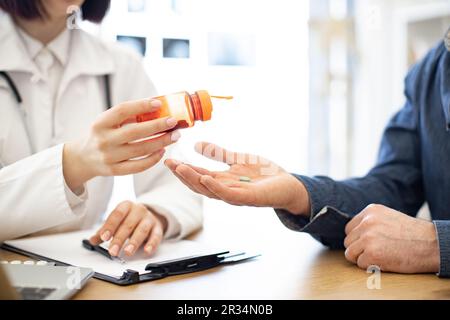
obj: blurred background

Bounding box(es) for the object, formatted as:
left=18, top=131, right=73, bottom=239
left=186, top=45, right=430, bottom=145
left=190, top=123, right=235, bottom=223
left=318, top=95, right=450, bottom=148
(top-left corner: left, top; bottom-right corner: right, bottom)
left=80, top=0, right=450, bottom=217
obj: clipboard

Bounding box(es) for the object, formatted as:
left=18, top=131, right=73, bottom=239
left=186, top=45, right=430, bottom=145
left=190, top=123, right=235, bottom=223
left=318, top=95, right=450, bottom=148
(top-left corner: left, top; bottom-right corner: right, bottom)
left=2, top=234, right=260, bottom=286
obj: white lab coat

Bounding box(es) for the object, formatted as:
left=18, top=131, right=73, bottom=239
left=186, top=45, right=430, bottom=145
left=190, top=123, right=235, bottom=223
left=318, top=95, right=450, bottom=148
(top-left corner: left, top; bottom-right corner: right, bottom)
left=0, top=15, right=202, bottom=242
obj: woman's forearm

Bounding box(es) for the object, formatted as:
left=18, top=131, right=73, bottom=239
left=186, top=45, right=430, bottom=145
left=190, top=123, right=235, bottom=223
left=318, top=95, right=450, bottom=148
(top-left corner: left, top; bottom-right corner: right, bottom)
left=63, top=141, right=95, bottom=192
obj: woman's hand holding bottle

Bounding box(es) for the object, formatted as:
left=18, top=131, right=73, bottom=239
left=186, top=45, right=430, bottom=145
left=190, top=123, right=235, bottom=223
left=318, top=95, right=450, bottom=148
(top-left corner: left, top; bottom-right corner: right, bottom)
left=63, top=98, right=181, bottom=191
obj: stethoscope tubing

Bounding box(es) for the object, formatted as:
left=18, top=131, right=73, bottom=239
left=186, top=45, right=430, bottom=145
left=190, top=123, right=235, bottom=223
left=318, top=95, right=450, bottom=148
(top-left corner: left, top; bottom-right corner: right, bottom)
left=0, top=71, right=36, bottom=156
left=0, top=71, right=112, bottom=170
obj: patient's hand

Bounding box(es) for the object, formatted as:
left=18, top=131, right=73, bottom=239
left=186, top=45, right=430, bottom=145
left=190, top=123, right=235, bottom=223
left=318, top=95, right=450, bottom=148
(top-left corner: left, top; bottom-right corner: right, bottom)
left=344, top=204, right=440, bottom=274
left=89, top=201, right=167, bottom=257
left=165, top=142, right=310, bottom=215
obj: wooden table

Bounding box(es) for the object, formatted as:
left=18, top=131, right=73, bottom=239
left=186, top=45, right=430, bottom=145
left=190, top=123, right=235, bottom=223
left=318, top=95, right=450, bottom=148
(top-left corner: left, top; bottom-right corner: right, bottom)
left=2, top=201, right=450, bottom=299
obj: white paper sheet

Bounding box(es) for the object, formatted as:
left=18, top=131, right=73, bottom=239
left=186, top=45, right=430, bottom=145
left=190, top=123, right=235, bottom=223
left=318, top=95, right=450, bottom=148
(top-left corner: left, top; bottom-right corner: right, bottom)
left=4, top=229, right=223, bottom=278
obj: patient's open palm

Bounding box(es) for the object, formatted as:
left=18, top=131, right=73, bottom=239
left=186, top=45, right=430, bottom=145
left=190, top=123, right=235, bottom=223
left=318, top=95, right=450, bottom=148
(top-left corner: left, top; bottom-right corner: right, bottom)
left=165, top=142, right=308, bottom=214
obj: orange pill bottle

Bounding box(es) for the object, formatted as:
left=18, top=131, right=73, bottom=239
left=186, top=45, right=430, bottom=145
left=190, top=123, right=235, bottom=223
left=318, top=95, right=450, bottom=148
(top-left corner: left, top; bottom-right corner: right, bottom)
left=136, top=90, right=232, bottom=129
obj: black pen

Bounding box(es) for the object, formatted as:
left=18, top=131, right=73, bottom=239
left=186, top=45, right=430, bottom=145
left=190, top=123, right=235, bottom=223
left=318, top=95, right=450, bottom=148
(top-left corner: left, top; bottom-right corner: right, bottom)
left=82, top=239, right=126, bottom=264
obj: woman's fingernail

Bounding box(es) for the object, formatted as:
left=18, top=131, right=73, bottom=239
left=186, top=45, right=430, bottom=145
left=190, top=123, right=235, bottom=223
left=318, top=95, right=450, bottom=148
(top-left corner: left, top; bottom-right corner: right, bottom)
left=100, top=230, right=111, bottom=242
left=171, top=130, right=181, bottom=142
left=150, top=99, right=161, bottom=108
left=109, top=244, right=119, bottom=256
left=167, top=117, right=178, bottom=127
left=124, top=244, right=135, bottom=255
left=145, top=245, right=153, bottom=254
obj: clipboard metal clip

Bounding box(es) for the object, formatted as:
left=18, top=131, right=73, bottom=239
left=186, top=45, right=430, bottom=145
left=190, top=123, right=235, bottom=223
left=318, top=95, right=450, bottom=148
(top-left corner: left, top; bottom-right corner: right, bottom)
left=144, top=251, right=230, bottom=276
left=114, top=252, right=240, bottom=286
left=120, top=269, right=140, bottom=283
left=112, top=251, right=262, bottom=285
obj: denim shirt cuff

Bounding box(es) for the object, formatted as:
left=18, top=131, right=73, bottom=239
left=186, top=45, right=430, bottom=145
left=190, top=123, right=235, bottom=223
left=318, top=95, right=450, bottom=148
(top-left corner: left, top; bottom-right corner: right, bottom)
left=275, top=174, right=335, bottom=230
left=433, top=220, right=450, bottom=277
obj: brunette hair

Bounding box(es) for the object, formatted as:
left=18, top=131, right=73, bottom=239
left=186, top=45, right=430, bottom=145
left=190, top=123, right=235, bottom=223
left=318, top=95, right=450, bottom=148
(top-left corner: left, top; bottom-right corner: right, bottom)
left=0, top=0, right=110, bottom=23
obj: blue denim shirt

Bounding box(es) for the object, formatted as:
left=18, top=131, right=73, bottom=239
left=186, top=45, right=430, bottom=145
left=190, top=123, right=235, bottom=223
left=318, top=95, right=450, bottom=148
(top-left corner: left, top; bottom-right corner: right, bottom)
left=276, top=41, right=450, bottom=277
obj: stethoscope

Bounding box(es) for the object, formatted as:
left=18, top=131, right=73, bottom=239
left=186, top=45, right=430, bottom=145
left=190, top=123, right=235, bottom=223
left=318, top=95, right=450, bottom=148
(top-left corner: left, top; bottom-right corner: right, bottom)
left=0, top=71, right=112, bottom=169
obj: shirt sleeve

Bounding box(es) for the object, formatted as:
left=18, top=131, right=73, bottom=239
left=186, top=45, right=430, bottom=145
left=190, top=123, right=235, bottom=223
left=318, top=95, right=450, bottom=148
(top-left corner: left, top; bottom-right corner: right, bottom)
left=0, top=144, right=87, bottom=241
left=433, top=221, right=450, bottom=277
left=63, top=177, right=88, bottom=214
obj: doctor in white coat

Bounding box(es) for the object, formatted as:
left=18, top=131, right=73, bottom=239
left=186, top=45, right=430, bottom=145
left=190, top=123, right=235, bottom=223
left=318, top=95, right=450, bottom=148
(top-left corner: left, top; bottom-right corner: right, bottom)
left=0, top=0, right=202, bottom=257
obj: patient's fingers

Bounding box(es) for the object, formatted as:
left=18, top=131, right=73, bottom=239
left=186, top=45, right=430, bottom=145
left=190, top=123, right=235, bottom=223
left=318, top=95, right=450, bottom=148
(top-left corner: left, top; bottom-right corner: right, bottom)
left=345, top=239, right=365, bottom=265
left=200, top=175, right=249, bottom=205
left=185, top=164, right=215, bottom=176
left=345, top=207, right=371, bottom=235
left=165, top=159, right=215, bottom=176
left=176, top=164, right=219, bottom=199
left=164, top=159, right=181, bottom=171
left=165, top=159, right=219, bottom=199
left=165, top=160, right=200, bottom=193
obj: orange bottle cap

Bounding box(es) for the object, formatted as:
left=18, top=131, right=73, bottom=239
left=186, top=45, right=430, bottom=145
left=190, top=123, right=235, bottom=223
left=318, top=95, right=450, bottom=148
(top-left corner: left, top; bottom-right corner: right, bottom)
left=196, top=90, right=213, bottom=121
